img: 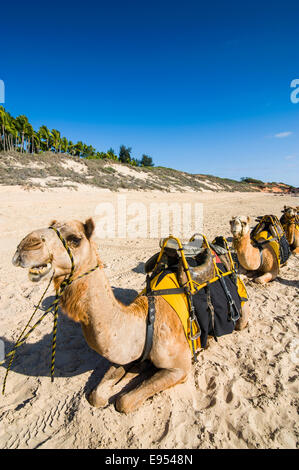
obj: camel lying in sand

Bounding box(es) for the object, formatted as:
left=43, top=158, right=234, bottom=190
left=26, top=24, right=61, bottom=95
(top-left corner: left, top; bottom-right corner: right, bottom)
left=280, top=206, right=299, bottom=254
left=230, top=216, right=279, bottom=284
left=12, top=218, right=248, bottom=413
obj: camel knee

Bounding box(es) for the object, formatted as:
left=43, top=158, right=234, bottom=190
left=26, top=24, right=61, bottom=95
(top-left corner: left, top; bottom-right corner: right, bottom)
left=254, top=272, right=274, bottom=284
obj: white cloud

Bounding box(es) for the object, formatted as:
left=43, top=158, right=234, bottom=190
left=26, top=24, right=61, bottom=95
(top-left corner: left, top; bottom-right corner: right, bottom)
left=284, top=155, right=296, bottom=160
left=274, top=131, right=292, bottom=138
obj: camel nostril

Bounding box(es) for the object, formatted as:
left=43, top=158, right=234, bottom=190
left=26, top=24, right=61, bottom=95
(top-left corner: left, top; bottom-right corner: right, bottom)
left=12, top=252, right=21, bottom=266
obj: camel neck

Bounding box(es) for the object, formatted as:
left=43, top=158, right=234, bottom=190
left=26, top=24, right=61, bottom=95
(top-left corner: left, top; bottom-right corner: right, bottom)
left=56, top=251, right=121, bottom=324
left=233, top=232, right=261, bottom=271
left=62, top=256, right=147, bottom=363
left=54, top=245, right=148, bottom=363
left=285, top=222, right=295, bottom=245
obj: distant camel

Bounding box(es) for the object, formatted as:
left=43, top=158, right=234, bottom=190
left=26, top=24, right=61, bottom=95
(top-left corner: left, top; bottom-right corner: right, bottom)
left=230, top=216, right=279, bottom=284
left=280, top=206, right=299, bottom=254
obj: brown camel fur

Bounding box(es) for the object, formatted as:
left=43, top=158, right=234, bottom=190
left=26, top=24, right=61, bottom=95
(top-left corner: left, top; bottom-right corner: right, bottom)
left=12, top=218, right=248, bottom=413
left=230, top=215, right=279, bottom=284
left=280, top=206, right=299, bottom=254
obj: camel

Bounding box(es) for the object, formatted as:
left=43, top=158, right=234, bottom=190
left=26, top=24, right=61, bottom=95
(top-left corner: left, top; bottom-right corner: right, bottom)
left=230, top=215, right=279, bottom=284
left=280, top=206, right=299, bottom=254
left=12, top=218, right=249, bottom=413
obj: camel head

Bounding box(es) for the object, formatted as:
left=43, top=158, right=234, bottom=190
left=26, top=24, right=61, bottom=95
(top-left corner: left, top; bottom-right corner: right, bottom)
left=12, top=218, right=96, bottom=282
left=281, top=206, right=299, bottom=219
left=229, top=215, right=250, bottom=239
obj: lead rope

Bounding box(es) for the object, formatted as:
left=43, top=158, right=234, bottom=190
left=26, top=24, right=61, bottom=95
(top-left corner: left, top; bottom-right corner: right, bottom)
left=1, top=227, right=100, bottom=395
left=1, top=272, right=54, bottom=395
left=48, top=227, right=75, bottom=383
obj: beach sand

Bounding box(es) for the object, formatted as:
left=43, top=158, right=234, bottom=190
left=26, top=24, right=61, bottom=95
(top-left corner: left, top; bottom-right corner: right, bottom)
left=0, top=187, right=298, bottom=449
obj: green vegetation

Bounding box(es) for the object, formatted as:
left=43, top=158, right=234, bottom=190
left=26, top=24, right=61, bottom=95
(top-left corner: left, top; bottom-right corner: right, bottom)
left=0, top=107, right=154, bottom=167
left=241, top=177, right=265, bottom=185
left=0, top=107, right=294, bottom=193
left=0, top=151, right=293, bottom=193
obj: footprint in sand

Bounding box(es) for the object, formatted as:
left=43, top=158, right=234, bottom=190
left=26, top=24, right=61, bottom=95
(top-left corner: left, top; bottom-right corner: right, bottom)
left=225, top=389, right=233, bottom=404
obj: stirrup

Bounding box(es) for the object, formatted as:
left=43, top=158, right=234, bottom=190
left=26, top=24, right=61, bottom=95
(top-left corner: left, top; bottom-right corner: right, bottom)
left=188, top=316, right=201, bottom=340
left=229, top=302, right=240, bottom=323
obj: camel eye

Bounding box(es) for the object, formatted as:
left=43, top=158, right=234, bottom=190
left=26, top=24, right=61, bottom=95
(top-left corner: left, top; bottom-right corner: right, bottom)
left=66, top=235, right=82, bottom=247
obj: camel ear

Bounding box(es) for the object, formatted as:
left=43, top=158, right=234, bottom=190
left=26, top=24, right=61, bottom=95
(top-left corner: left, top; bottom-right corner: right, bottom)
left=49, top=220, right=57, bottom=227
left=84, top=218, right=95, bottom=239
left=247, top=216, right=250, bottom=223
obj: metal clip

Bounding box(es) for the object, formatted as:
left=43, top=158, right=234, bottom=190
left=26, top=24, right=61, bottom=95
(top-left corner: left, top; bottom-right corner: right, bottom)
left=188, top=315, right=201, bottom=341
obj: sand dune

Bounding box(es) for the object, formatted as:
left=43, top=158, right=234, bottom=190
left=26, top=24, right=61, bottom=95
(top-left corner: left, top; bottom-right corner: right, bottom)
left=0, top=187, right=298, bottom=449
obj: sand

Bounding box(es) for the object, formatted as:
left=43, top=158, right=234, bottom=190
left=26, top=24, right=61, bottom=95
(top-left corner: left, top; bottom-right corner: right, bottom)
left=0, top=186, right=298, bottom=449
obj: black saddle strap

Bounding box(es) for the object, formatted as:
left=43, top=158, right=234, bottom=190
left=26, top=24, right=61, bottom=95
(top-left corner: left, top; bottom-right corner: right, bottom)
left=252, top=241, right=264, bottom=269
left=140, top=275, right=156, bottom=362
left=217, top=275, right=240, bottom=323
left=145, top=287, right=185, bottom=296
left=205, top=284, right=217, bottom=342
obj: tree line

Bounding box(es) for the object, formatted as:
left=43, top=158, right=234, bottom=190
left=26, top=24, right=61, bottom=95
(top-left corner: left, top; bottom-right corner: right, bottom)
left=0, top=106, right=154, bottom=167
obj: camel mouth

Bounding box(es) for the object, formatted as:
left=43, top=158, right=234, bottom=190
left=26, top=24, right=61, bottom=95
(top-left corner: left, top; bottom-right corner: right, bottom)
left=231, top=230, right=241, bottom=238
left=28, top=262, right=52, bottom=282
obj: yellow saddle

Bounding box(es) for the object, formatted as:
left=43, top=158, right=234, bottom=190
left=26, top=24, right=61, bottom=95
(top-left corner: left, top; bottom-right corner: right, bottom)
left=140, top=235, right=249, bottom=357
left=254, top=229, right=281, bottom=265
left=149, top=271, right=201, bottom=352
left=250, top=215, right=290, bottom=268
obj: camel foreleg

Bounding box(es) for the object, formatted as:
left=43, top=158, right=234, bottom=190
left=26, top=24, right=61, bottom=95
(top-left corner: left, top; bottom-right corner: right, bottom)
left=235, top=301, right=250, bottom=330
left=88, top=361, right=152, bottom=408
left=88, top=364, right=127, bottom=408
left=115, top=367, right=188, bottom=414
left=254, top=272, right=275, bottom=284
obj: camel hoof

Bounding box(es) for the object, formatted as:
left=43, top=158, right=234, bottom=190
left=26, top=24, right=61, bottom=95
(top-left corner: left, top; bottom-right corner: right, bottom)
left=254, top=277, right=268, bottom=285
left=87, top=390, right=108, bottom=408
left=115, top=395, right=137, bottom=414
left=235, top=319, right=248, bottom=331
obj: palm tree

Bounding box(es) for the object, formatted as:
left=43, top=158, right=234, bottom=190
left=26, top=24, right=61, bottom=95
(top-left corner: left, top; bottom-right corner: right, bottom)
left=15, top=115, right=30, bottom=152
left=0, top=106, right=9, bottom=151
left=5, top=111, right=19, bottom=151
left=74, top=141, right=83, bottom=157
left=67, top=140, right=75, bottom=156
left=26, top=123, right=34, bottom=153
left=38, top=125, right=51, bottom=151
left=33, top=131, right=41, bottom=154
left=7, top=122, right=18, bottom=152
left=82, top=144, right=96, bottom=158
left=50, top=129, right=61, bottom=153
left=60, top=137, right=69, bottom=154
left=0, top=108, right=155, bottom=167
left=106, top=148, right=118, bottom=160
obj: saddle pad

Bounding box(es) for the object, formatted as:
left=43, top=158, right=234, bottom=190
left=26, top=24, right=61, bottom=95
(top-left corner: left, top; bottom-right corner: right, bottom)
left=141, top=272, right=201, bottom=352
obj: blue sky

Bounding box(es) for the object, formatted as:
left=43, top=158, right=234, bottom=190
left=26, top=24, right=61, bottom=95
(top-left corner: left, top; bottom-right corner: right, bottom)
left=1, top=0, right=299, bottom=185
